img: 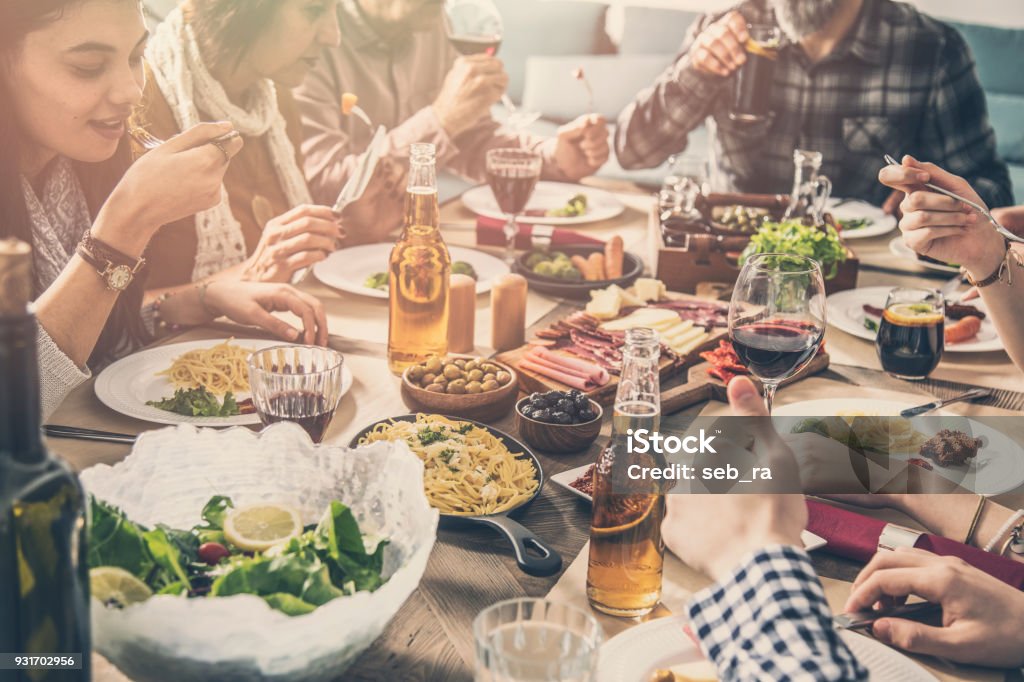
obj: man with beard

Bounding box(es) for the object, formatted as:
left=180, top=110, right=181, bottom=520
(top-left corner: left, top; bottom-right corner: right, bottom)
left=294, top=0, right=610, bottom=210
left=615, top=0, right=1013, bottom=211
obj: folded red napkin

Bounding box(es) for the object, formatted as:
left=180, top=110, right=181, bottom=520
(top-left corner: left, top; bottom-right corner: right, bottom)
left=806, top=499, right=1024, bottom=589
left=475, top=216, right=603, bottom=249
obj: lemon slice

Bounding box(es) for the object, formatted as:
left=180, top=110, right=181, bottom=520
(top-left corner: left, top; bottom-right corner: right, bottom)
left=884, top=303, right=943, bottom=327
left=223, top=504, right=303, bottom=553
left=90, top=567, right=153, bottom=608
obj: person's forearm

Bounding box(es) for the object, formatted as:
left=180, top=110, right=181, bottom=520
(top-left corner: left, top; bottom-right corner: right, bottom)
left=689, top=545, right=868, bottom=681
left=976, top=281, right=1024, bottom=374
left=143, top=261, right=245, bottom=306
left=900, top=494, right=1022, bottom=560
left=152, top=282, right=217, bottom=327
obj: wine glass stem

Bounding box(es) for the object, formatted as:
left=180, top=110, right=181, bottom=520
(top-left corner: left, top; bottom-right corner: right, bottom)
left=504, top=214, right=518, bottom=264
left=762, top=381, right=778, bottom=415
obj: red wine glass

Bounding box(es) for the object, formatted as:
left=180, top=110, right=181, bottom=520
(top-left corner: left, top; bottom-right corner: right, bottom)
left=485, top=148, right=542, bottom=264
left=248, top=345, right=345, bottom=443
left=728, top=253, right=826, bottom=414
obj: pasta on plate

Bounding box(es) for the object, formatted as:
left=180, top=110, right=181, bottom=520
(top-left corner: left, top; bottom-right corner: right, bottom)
left=157, top=339, right=254, bottom=395
left=359, top=415, right=538, bottom=516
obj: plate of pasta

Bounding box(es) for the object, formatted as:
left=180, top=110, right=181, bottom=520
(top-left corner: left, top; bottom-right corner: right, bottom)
left=350, top=414, right=562, bottom=576
left=95, top=339, right=353, bottom=426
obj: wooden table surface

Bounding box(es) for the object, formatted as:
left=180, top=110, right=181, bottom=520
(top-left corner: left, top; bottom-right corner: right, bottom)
left=54, top=182, right=1024, bottom=681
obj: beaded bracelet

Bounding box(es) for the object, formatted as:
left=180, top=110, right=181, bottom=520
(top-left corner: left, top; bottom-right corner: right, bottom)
left=150, top=291, right=182, bottom=335
left=983, top=508, right=1024, bottom=552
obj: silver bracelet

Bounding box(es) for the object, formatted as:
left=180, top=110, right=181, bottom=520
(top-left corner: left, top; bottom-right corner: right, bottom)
left=197, top=281, right=216, bottom=318
left=983, top=508, right=1024, bottom=552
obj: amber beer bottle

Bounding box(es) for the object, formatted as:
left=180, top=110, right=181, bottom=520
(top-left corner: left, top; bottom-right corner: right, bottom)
left=0, top=239, right=91, bottom=680
left=587, top=327, right=665, bottom=617
left=387, top=143, right=451, bottom=374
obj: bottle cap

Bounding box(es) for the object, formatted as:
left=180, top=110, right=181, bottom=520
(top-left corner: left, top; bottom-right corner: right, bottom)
left=0, top=239, right=32, bottom=315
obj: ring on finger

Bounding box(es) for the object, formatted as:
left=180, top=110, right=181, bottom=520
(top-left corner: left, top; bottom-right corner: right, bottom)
left=209, top=140, right=230, bottom=164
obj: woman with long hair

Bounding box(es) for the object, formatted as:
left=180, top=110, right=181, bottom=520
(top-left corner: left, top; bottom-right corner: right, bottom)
left=139, top=0, right=395, bottom=291
left=2, top=0, right=328, bottom=417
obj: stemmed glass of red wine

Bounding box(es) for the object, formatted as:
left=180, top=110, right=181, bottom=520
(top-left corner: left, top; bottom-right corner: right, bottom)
left=728, top=253, right=826, bottom=414
left=248, top=345, right=345, bottom=443
left=486, top=148, right=542, bottom=264
left=442, top=0, right=541, bottom=129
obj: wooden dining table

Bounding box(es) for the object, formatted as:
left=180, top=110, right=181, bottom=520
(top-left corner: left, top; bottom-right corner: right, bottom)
left=51, top=180, right=1024, bottom=681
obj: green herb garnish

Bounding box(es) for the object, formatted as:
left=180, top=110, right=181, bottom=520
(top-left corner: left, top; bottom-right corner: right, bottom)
left=740, top=219, right=848, bottom=280
left=146, top=387, right=240, bottom=417
left=364, top=272, right=389, bottom=291
left=546, top=193, right=587, bottom=217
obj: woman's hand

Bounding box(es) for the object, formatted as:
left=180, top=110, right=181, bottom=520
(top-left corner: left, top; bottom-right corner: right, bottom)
left=203, top=280, right=328, bottom=346
left=845, top=548, right=1024, bottom=668
left=98, top=122, right=245, bottom=255
left=878, top=156, right=1005, bottom=279
left=242, top=204, right=344, bottom=282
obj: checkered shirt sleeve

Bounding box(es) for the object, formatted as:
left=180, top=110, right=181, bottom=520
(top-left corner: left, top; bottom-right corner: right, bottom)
left=688, top=544, right=868, bottom=681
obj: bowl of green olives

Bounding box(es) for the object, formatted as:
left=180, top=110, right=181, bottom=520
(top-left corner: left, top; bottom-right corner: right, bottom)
left=400, top=355, right=519, bottom=423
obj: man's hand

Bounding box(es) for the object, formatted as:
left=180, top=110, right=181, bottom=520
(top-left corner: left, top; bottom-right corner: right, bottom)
left=550, top=114, right=610, bottom=181
left=690, top=11, right=750, bottom=77
left=846, top=548, right=1024, bottom=668
left=242, top=205, right=343, bottom=282
left=433, top=55, right=508, bottom=137
left=662, top=377, right=806, bottom=581
left=993, top=205, right=1024, bottom=235
left=882, top=189, right=904, bottom=217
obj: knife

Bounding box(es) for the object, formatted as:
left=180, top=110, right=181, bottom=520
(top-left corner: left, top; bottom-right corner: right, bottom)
left=900, top=387, right=992, bottom=418
left=44, top=425, right=137, bottom=444
left=834, top=601, right=941, bottom=630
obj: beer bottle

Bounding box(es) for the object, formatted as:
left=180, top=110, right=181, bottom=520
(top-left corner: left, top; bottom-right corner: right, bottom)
left=387, top=143, right=451, bottom=374
left=586, top=327, right=665, bottom=617
left=0, top=239, right=91, bottom=680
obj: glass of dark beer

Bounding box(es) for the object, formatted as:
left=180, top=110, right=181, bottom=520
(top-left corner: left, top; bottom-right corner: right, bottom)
left=875, top=288, right=945, bottom=381
left=729, top=24, right=782, bottom=123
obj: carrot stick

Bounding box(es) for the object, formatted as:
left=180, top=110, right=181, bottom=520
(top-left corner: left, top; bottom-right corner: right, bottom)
left=604, top=236, right=623, bottom=278
left=587, top=252, right=606, bottom=281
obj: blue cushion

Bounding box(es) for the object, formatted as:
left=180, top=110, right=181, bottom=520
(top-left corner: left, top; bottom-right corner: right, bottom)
left=947, top=22, right=1024, bottom=96
left=617, top=6, right=698, bottom=55
left=987, top=93, right=1024, bottom=165
left=521, top=54, right=676, bottom=123
left=495, top=0, right=611, bottom=102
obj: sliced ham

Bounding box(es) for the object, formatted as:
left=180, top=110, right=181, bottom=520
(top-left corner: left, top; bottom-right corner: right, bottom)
left=524, top=350, right=594, bottom=381
left=518, top=358, right=593, bottom=390
left=528, top=346, right=610, bottom=385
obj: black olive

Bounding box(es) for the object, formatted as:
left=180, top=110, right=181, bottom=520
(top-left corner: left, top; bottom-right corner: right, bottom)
left=551, top=411, right=572, bottom=424
left=573, top=394, right=590, bottom=410
left=542, top=390, right=563, bottom=403
left=567, top=389, right=583, bottom=400
left=533, top=408, right=553, bottom=423
left=577, top=408, right=597, bottom=422
left=555, top=398, right=574, bottom=413
left=520, top=406, right=534, bottom=419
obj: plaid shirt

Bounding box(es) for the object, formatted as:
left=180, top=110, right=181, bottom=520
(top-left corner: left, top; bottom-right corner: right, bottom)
left=689, top=544, right=868, bottom=681
left=615, top=0, right=1014, bottom=208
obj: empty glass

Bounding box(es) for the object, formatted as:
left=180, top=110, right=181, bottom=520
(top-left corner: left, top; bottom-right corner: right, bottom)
left=782, top=149, right=832, bottom=224
left=248, top=345, right=345, bottom=443
left=474, top=598, right=603, bottom=682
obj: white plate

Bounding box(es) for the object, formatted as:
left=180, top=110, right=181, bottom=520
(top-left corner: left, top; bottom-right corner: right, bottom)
left=889, top=237, right=960, bottom=273
left=772, top=398, right=1024, bottom=495
left=826, top=286, right=1002, bottom=353
left=312, top=243, right=509, bottom=299
left=460, top=181, right=625, bottom=225
left=598, top=616, right=936, bottom=682
left=94, top=339, right=354, bottom=426
left=550, top=464, right=826, bottom=552
left=827, top=198, right=897, bottom=239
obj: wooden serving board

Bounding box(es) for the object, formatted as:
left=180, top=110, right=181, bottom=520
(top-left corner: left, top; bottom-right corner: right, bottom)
left=495, top=327, right=727, bottom=406
left=661, top=352, right=831, bottom=415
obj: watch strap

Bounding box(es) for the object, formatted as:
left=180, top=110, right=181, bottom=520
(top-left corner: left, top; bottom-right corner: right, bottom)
left=965, top=239, right=1010, bottom=289
left=80, top=230, right=143, bottom=268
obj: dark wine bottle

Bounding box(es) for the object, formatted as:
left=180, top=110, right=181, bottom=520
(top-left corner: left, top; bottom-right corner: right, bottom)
left=0, top=239, right=91, bottom=681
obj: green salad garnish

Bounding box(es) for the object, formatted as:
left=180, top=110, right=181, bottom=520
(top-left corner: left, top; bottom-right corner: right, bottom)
left=547, top=193, right=587, bottom=217
left=740, top=219, right=848, bottom=279
left=88, top=495, right=389, bottom=616
left=364, top=272, right=389, bottom=291
left=147, top=386, right=239, bottom=417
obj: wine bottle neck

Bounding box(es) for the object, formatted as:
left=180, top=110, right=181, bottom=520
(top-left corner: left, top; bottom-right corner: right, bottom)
left=0, top=313, right=45, bottom=464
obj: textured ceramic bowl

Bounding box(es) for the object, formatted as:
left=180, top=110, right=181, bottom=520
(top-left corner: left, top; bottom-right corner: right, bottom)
left=515, top=397, right=604, bottom=454
left=401, top=356, right=518, bottom=424
left=81, top=423, right=438, bottom=682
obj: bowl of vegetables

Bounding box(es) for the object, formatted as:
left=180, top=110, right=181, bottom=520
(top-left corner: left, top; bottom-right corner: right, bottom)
left=513, top=243, right=643, bottom=299
left=401, top=355, right=518, bottom=422
left=81, top=423, right=438, bottom=682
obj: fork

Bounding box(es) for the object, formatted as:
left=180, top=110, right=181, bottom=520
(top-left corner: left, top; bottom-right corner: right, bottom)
left=883, top=154, right=1024, bottom=244
left=129, top=126, right=164, bottom=150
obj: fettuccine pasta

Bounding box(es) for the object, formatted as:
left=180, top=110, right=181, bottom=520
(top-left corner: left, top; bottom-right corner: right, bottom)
left=838, top=412, right=928, bottom=453
left=157, top=339, right=254, bottom=394
left=359, top=414, right=538, bottom=515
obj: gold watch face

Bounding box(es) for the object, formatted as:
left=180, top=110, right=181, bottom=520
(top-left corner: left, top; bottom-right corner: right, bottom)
left=107, top=265, right=133, bottom=291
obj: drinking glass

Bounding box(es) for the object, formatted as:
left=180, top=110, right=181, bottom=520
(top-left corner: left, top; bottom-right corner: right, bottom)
left=443, top=0, right=540, bottom=130
left=248, top=345, right=345, bottom=443
left=485, top=148, right=543, bottom=264
left=729, top=23, right=782, bottom=123
left=729, top=253, right=826, bottom=414
left=875, top=287, right=944, bottom=381
left=473, top=598, right=603, bottom=682
left=658, top=155, right=706, bottom=223
left=783, top=149, right=833, bottom=224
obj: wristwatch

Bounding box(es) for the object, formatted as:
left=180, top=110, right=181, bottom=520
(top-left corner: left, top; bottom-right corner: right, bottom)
left=76, top=232, right=146, bottom=292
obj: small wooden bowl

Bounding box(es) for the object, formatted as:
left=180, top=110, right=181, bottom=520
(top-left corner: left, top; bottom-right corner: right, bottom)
left=400, top=358, right=519, bottom=424
left=514, top=397, right=604, bottom=454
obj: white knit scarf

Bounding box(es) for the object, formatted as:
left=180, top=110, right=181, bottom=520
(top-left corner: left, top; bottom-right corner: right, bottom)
left=145, top=7, right=312, bottom=281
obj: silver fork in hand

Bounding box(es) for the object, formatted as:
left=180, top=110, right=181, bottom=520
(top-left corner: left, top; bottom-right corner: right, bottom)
left=883, top=154, right=1024, bottom=244
left=129, top=126, right=164, bottom=150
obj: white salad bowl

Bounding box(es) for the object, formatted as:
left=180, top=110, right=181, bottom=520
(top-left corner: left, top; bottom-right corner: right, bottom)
left=80, top=422, right=439, bottom=681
